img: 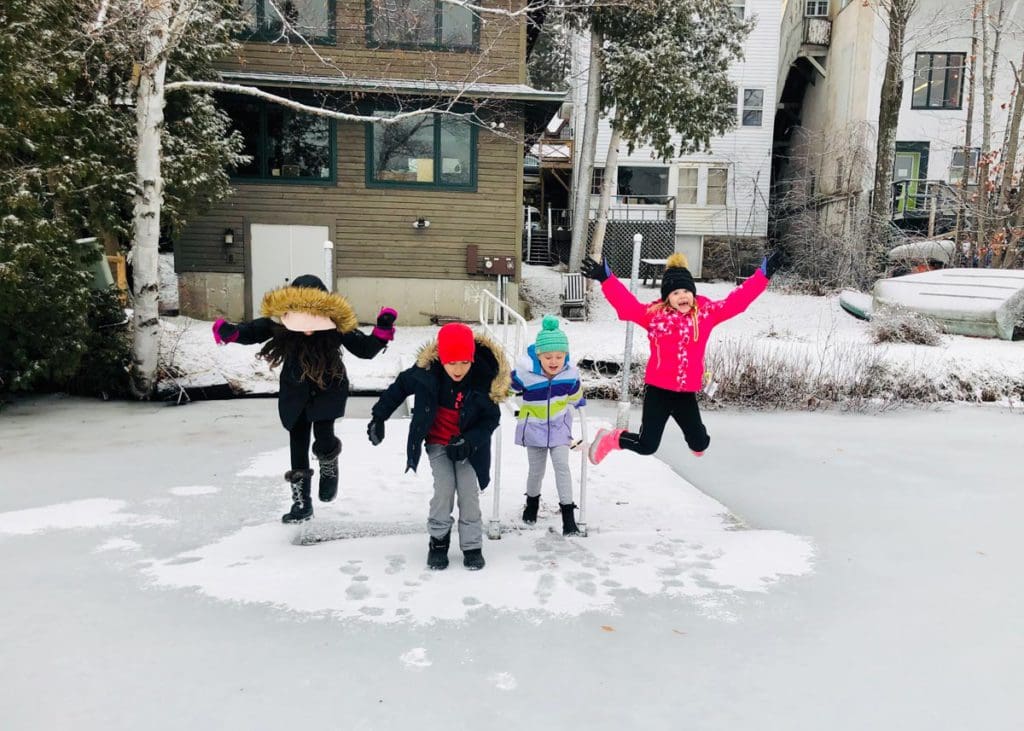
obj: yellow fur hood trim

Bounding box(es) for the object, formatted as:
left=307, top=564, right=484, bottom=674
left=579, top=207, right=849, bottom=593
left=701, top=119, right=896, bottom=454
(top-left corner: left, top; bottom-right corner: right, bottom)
left=414, top=329, right=511, bottom=404
left=665, top=252, right=689, bottom=270
left=260, top=285, right=358, bottom=333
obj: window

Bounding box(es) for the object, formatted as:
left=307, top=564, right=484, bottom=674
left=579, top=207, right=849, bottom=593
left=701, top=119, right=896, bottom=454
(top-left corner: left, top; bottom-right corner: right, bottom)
left=367, top=110, right=476, bottom=189
left=742, top=88, right=764, bottom=127
left=805, top=0, right=829, bottom=16
left=949, top=146, right=980, bottom=185
left=726, top=88, right=738, bottom=126
left=368, top=0, right=478, bottom=50
left=707, top=167, right=728, bottom=206
left=730, top=1, right=745, bottom=19
left=617, top=166, right=668, bottom=204
left=912, top=53, right=965, bottom=110
left=677, top=167, right=698, bottom=205
left=591, top=167, right=605, bottom=195
left=221, top=95, right=335, bottom=183
left=240, top=0, right=335, bottom=44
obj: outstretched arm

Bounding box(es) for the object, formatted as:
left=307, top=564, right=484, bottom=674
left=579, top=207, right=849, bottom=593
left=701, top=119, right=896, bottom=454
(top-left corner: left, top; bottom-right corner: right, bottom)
left=212, top=317, right=274, bottom=346
left=341, top=307, right=398, bottom=359
left=705, top=269, right=768, bottom=326
left=580, top=257, right=649, bottom=326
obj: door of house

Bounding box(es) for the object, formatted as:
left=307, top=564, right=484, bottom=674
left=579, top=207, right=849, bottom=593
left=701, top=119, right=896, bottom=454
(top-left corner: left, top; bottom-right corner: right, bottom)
left=249, top=224, right=331, bottom=316
left=893, top=151, right=921, bottom=213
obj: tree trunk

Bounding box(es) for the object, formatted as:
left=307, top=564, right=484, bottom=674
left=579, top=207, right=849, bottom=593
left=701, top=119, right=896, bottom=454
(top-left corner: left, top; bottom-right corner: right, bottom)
left=957, top=8, right=979, bottom=262
left=589, top=125, right=622, bottom=263
left=992, top=56, right=1024, bottom=267
left=568, top=29, right=602, bottom=273
left=869, top=0, right=912, bottom=254
left=129, top=0, right=171, bottom=398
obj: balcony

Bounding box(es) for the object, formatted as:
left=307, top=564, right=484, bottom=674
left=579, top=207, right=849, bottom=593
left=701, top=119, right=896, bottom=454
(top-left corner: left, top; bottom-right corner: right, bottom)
left=803, top=17, right=832, bottom=46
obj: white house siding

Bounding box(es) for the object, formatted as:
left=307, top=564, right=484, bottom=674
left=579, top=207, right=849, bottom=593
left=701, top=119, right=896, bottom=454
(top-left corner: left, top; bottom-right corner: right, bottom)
left=572, top=0, right=781, bottom=269
left=783, top=0, right=1024, bottom=197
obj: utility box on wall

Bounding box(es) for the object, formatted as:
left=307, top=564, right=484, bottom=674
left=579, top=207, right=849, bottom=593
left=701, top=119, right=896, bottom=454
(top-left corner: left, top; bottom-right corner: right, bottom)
left=466, top=244, right=516, bottom=277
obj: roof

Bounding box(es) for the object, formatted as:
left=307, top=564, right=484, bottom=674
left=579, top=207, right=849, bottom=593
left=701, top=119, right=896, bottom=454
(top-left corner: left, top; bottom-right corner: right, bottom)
left=218, top=70, right=566, bottom=103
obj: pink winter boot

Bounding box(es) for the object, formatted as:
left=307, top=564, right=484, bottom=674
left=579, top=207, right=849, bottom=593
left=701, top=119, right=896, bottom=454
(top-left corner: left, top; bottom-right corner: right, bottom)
left=588, top=428, right=625, bottom=465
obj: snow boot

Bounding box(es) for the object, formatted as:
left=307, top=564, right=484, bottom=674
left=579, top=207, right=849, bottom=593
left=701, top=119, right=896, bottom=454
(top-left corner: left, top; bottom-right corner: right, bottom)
left=427, top=532, right=451, bottom=570
left=560, top=503, right=580, bottom=536
left=463, top=548, right=485, bottom=571
left=281, top=469, right=314, bottom=524
left=589, top=428, right=625, bottom=465
left=313, top=437, right=341, bottom=502
left=522, top=495, right=540, bottom=524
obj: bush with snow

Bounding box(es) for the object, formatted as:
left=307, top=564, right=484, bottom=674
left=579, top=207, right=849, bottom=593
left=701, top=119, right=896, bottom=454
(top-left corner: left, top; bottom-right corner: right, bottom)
left=869, top=305, right=944, bottom=346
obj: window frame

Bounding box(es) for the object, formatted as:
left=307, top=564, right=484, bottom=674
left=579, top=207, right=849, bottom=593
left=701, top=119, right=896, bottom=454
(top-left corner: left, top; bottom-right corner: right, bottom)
left=365, top=0, right=481, bottom=52
left=949, top=146, right=980, bottom=185
left=729, top=1, right=745, bottom=19
left=364, top=109, right=478, bottom=191
left=591, top=167, right=606, bottom=195
left=911, top=52, right=966, bottom=110
left=742, top=88, right=764, bottom=127
left=804, top=0, right=829, bottom=17
left=223, top=95, right=337, bottom=186
left=677, top=166, right=699, bottom=207
left=617, top=165, right=670, bottom=204
left=706, top=167, right=729, bottom=207
left=239, top=0, right=337, bottom=45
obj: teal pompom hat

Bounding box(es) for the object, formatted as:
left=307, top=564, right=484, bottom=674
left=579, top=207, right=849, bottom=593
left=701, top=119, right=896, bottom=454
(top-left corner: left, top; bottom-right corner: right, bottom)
left=535, top=315, right=569, bottom=354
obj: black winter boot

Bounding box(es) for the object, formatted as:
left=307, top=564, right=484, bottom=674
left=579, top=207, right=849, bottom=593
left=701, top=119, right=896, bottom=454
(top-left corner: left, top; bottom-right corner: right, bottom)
left=313, top=437, right=342, bottom=502
left=560, top=503, right=580, bottom=536
left=463, top=548, right=485, bottom=571
left=522, top=495, right=540, bottom=524
left=427, top=532, right=451, bottom=570
left=282, top=469, right=314, bottom=524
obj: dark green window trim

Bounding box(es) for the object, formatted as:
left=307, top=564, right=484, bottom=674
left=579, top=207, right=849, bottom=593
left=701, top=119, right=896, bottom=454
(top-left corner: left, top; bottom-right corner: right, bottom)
left=365, top=112, right=478, bottom=192
left=364, top=0, right=481, bottom=52
left=238, top=0, right=337, bottom=45
left=224, top=96, right=337, bottom=186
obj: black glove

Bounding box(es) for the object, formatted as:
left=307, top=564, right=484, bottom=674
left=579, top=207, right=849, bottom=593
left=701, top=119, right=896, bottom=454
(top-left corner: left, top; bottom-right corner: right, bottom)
left=760, top=252, right=782, bottom=279
left=367, top=419, right=385, bottom=446
left=580, top=256, right=610, bottom=282
left=445, top=436, right=473, bottom=462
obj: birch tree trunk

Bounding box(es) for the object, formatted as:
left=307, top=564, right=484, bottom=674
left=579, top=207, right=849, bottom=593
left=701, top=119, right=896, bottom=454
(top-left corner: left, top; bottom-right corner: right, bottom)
left=568, top=29, right=602, bottom=274
left=589, top=125, right=621, bottom=264
left=130, top=0, right=172, bottom=397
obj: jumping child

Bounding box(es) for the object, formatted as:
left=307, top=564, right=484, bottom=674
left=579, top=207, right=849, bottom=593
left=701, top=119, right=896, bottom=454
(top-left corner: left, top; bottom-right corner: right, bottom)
left=580, top=252, right=778, bottom=464
left=212, top=274, right=396, bottom=522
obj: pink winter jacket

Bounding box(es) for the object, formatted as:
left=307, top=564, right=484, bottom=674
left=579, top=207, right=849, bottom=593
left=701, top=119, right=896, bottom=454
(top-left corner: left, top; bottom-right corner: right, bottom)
left=601, top=270, right=768, bottom=393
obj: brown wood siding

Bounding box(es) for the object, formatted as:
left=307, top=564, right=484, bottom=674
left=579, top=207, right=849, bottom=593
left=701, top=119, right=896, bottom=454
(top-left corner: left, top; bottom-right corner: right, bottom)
left=220, top=0, right=527, bottom=86
left=175, top=117, right=525, bottom=281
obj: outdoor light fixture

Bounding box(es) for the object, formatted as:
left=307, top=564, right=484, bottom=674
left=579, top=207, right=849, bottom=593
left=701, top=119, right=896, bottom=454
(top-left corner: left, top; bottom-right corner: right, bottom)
left=223, top=228, right=234, bottom=246
left=413, top=218, right=430, bottom=229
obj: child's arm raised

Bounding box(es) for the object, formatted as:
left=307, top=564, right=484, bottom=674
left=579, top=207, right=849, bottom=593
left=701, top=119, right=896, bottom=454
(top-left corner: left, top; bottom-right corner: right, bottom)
left=212, top=317, right=274, bottom=346
left=704, top=267, right=769, bottom=326
left=341, top=307, right=398, bottom=359
left=581, top=257, right=649, bottom=327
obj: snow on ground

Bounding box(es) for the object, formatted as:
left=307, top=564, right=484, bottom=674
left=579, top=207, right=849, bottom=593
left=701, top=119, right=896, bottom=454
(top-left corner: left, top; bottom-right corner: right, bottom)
left=158, top=264, right=1024, bottom=401
left=139, top=416, right=813, bottom=624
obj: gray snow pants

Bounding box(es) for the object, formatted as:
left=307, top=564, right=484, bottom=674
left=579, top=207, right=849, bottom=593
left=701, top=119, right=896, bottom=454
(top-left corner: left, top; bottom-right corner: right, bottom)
left=525, top=445, right=574, bottom=505
left=426, top=444, right=482, bottom=550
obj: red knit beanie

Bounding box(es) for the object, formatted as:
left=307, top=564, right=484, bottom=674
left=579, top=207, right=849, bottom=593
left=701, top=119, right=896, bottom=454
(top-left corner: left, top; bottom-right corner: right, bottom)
left=437, top=323, right=476, bottom=364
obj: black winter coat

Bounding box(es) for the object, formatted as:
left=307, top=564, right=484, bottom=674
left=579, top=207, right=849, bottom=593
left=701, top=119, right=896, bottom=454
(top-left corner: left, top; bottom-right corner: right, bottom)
left=235, top=317, right=387, bottom=429
left=371, top=332, right=510, bottom=489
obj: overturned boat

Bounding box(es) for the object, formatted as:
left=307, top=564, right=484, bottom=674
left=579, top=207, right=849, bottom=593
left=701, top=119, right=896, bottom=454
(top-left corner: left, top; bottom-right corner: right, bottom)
left=872, top=268, right=1024, bottom=340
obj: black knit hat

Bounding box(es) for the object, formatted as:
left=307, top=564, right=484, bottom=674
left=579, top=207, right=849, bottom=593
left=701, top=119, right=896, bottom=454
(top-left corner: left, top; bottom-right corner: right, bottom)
left=290, top=274, right=329, bottom=292
left=661, top=253, right=696, bottom=300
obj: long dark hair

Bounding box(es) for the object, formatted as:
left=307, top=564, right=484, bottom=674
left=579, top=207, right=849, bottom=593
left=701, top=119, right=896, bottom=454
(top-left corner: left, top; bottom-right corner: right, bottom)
left=257, top=323, right=344, bottom=389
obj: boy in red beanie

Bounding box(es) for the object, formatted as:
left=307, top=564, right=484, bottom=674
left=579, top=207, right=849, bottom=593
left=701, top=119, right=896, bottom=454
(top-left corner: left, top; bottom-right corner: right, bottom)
left=368, top=323, right=510, bottom=571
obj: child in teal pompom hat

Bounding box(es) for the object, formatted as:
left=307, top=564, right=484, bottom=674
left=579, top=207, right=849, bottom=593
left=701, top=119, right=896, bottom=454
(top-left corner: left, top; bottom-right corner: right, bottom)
left=509, top=315, right=585, bottom=535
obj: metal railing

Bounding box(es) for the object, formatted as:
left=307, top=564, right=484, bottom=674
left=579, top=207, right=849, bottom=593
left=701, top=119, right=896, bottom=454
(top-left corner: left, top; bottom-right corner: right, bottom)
left=891, top=179, right=960, bottom=219
left=589, top=194, right=676, bottom=222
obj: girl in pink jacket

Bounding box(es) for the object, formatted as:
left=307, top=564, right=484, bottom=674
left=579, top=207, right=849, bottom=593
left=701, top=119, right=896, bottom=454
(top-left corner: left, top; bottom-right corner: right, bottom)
left=580, top=251, right=778, bottom=465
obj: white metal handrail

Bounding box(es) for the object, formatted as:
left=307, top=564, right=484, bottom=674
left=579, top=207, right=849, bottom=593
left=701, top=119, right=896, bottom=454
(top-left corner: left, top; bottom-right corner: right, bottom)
left=479, top=285, right=529, bottom=540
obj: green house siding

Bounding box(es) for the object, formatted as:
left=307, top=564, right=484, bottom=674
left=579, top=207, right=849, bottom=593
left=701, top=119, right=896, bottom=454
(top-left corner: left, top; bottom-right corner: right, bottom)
left=175, top=116, right=523, bottom=280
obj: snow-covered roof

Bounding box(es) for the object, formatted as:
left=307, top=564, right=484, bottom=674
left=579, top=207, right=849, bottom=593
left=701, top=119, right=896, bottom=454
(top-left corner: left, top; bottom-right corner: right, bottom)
left=218, top=70, right=567, bottom=103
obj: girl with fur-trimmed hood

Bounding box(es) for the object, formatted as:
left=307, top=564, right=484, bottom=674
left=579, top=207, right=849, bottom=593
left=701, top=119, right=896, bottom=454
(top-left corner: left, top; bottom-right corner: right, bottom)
left=367, top=323, right=510, bottom=572
left=581, top=251, right=779, bottom=465
left=212, top=274, right=397, bottom=523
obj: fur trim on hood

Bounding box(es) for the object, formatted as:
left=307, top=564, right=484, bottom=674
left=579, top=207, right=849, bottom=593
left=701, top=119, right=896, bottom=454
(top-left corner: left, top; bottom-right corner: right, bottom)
left=260, top=286, right=358, bottom=333
left=414, top=329, right=511, bottom=404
